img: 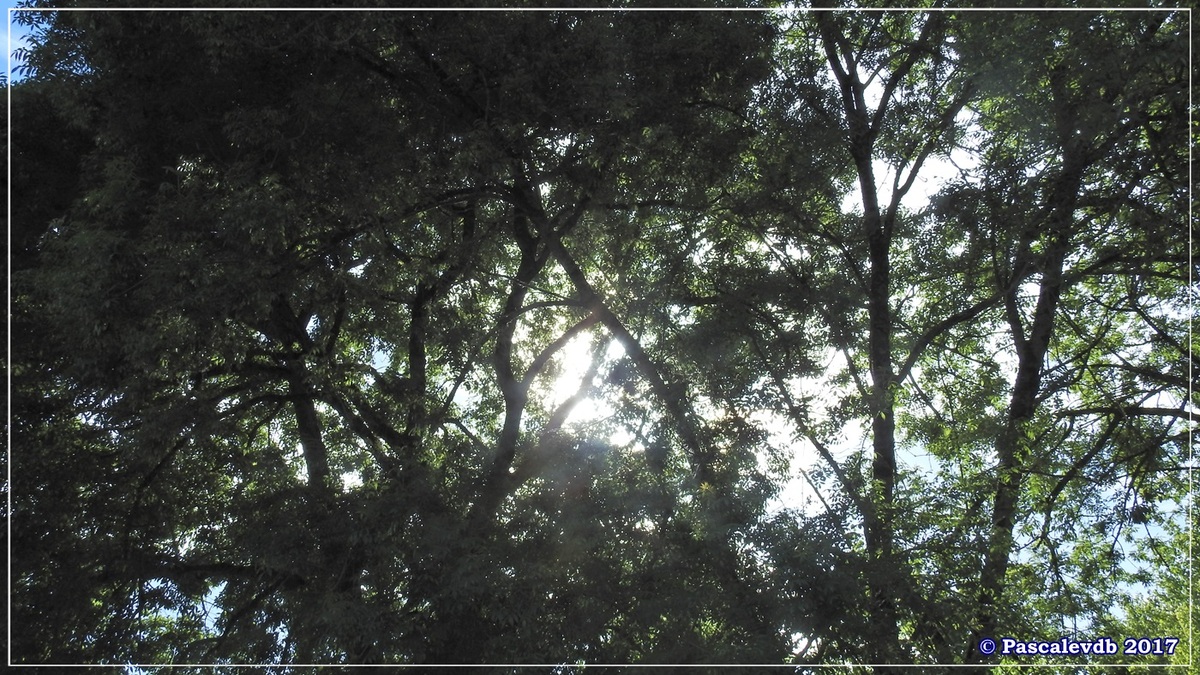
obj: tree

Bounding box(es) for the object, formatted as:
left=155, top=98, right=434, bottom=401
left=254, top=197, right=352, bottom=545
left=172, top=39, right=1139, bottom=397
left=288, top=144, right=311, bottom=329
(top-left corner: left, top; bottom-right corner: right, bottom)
left=945, top=12, right=1192, bottom=667
left=13, top=7, right=788, bottom=665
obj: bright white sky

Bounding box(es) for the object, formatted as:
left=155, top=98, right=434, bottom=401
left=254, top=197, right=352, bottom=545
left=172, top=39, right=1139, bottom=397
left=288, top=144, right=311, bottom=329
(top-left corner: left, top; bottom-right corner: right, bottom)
left=538, top=140, right=981, bottom=515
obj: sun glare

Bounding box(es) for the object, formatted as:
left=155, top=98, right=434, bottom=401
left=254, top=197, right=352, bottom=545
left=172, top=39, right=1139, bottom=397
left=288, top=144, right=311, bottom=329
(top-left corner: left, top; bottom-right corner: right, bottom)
left=543, top=334, right=626, bottom=427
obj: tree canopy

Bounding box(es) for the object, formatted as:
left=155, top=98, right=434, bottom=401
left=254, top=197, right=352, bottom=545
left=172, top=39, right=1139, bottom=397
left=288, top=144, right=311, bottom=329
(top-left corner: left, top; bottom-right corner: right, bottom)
left=9, top=5, right=1193, bottom=671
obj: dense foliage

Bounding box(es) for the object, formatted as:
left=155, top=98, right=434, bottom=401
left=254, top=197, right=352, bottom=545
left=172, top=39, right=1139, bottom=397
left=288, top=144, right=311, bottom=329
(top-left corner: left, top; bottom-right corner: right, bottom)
left=9, top=4, right=1193, bottom=671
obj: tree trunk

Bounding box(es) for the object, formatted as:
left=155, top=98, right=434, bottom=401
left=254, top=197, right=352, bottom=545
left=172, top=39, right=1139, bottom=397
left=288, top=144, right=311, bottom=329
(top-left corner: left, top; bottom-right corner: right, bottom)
left=968, top=156, right=1081, bottom=663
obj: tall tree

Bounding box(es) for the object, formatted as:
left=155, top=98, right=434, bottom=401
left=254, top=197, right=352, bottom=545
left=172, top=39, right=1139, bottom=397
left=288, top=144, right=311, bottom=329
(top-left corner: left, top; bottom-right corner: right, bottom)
left=12, top=8, right=782, bottom=665
left=757, top=5, right=980, bottom=664
left=948, top=10, right=1192, bottom=665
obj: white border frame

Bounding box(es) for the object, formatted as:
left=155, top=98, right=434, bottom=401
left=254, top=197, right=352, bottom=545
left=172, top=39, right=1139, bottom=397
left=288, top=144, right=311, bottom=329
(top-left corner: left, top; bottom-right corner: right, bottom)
left=4, top=3, right=1195, bottom=667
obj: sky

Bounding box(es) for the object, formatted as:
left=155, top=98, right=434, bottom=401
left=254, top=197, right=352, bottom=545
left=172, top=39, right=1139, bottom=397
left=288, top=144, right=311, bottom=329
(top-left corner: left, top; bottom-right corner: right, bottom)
left=7, top=9, right=34, bottom=84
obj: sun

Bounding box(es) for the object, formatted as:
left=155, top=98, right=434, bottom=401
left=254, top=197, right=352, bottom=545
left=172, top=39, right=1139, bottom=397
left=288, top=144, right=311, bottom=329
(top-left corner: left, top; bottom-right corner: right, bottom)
left=540, top=331, right=618, bottom=426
